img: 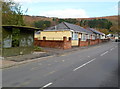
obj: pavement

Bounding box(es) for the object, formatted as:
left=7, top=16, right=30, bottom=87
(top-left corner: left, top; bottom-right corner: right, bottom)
left=2, top=41, right=119, bottom=88
left=1, top=42, right=107, bottom=69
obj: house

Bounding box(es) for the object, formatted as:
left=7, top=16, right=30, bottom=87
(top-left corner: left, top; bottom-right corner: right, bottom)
left=34, top=22, right=109, bottom=49
left=86, top=28, right=106, bottom=39
left=2, top=25, right=41, bottom=57
left=35, top=22, right=94, bottom=46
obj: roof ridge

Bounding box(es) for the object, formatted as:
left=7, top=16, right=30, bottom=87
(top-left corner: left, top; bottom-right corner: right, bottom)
left=62, top=22, right=71, bottom=29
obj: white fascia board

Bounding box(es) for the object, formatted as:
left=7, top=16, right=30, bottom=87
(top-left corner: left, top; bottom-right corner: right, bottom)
left=70, top=30, right=74, bottom=32
left=81, top=32, right=87, bottom=34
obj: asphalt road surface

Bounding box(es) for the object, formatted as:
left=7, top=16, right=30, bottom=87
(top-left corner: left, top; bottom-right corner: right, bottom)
left=2, top=41, right=119, bottom=89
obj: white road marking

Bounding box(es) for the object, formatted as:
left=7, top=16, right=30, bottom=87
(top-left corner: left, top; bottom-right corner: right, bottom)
left=62, top=60, right=65, bottom=62
left=73, top=58, right=96, bottom=71
left=110, top=48, right=114, bottom=51
left=100, top=51, right=108, bottom=56
left=40, top=82, right=53, bottom=89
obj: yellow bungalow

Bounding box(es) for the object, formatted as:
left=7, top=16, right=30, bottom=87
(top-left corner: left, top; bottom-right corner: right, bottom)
left=35, top=22, right=94, bottom=46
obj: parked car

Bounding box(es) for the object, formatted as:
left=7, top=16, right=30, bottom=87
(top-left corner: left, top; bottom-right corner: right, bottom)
left=115, top=39, right=120, bottom=42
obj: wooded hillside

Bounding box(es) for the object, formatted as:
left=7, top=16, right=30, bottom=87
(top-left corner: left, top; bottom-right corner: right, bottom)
left=23, top=15, right=118, bottom=34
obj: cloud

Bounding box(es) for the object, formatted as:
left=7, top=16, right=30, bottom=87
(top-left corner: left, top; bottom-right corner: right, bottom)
left=40, top=9, right=89, bottom=18
left=13, top=0, right=119, bottom=3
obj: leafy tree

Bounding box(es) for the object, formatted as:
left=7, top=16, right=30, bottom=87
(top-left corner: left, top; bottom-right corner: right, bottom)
left=79, top=19, right=113, bottom=30
left=34, top=20, right=51, bottom=29
left=110, top=24, right=119, bottom=33
left=2, top=0, right=25, bottom=26
left=58, top=18, right=78, bottom=24
left=2, top=0, right=25, bottom=47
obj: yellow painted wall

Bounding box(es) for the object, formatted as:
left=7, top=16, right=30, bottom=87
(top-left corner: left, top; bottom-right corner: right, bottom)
left=35, top=30, right=83, bottom=46
left=35, top=34, right=40, bottom=38
left=71, top=33, right=81, bottom=46
left=72, top=40, right=78, bottom=46
left=35, top=30, right=71, bottom=40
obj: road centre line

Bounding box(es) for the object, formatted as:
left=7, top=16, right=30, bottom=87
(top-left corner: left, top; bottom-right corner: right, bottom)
left=73, top=58, right=96, bottom=71
left=100, top=51, right=108, bottom=56
left=40, top=82, right=53, bottom=89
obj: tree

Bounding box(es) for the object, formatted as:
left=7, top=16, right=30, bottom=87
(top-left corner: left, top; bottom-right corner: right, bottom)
left=110, top=25, right=119, bottom=33
left=33, top=20, right=51, bottom=29
left=58, top=18, right=78, bottom=24
left=2, top=0, right=25, bottom=26
left=2, top=0, right=26, bottom=47
left=79, top=19, right=113, bottom=30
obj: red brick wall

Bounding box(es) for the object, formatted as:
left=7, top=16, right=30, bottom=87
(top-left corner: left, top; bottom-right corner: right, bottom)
left=78, top=38, right=108, bottom=47
left=90, top=40, right=97, bottom=45
left=90, top=40, right=93, bottom=45
left=79, top=41, right=89, bottom=47
left=34, top=37, right=109, bottom=49
left=101, top=39, right=110, bottom=42
left=34, top=37, right=71, bottom=49
left=34, top=38, right=38, bottom=40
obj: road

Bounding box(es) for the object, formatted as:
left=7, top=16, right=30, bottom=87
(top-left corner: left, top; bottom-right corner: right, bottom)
left=2, top=41, right=119, bottom=89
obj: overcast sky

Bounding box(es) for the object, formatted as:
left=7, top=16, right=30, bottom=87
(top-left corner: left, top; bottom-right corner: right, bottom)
left=13, top=0, right=119, bottom=18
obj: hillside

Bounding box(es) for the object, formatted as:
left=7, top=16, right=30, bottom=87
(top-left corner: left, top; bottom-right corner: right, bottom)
left=23, top=15, right=53, bottom=26
left=77, top=15, right=118, bottom=27
left=23, top=15, right=118, bottom=27
left=77, top=15, right=118, bottom=21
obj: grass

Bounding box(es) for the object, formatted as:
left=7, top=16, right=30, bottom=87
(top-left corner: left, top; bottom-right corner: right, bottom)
left=34, top=46, right=44, bottom=51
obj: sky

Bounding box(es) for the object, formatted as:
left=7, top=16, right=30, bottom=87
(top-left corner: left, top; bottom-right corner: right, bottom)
left=13, top=0, right=119, bottom=18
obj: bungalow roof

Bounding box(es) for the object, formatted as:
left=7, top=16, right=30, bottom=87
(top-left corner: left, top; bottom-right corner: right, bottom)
left=45, top=22, right=93, bottom=34
left=86, top=28, right=104, bottom=35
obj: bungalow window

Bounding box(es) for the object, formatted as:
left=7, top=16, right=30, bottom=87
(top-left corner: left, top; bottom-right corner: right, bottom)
left=81, top=34, right=86, bottom=41
left=92, top=35, right=95, bottom=40
left=72, top=32, right=78, bottom=40
left=86, top=34, right=90, bottom=40
left=71, top=32, right=73, bottom=38
left=96, top=34, right=100, bottom=39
